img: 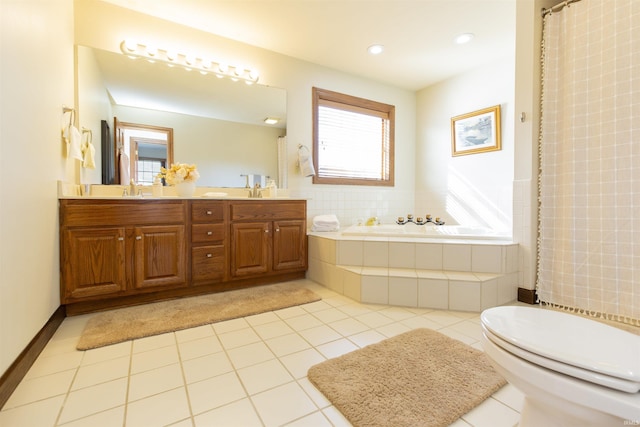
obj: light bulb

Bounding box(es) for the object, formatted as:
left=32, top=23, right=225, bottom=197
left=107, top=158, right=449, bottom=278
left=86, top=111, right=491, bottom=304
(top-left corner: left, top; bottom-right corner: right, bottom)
left=123, top=39, right=137, bottom=52
left=455, top=33, right=474, bottom=44
left=367, top=44, right=384, bottom=55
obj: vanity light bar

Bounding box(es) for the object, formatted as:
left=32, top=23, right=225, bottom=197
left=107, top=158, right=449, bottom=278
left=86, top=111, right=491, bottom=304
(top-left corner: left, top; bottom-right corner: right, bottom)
left=120, top=40, right=259, bottom=84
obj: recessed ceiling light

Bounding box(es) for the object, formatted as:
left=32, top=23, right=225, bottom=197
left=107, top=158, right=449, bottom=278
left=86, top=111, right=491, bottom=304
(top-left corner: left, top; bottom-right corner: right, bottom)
left=455, top=33, right=475, bottom=44
left=367, top=44, right=384, bottom=55
left=264, top=117, right=279, bottom=125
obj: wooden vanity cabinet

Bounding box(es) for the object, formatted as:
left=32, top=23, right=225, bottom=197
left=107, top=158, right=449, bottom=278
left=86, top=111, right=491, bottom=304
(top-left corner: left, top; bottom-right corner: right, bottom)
left=60, top=200, right=187, bottom=305
left=190, top=201, right=227, bottom=285
left=230, top=201, right=307, bottom=278
left=60, top=198, right=307, bottom=314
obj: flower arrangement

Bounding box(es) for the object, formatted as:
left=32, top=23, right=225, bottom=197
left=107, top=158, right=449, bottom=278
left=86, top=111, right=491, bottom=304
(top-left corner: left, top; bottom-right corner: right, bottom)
left=158, top=163, right=200, bottom=185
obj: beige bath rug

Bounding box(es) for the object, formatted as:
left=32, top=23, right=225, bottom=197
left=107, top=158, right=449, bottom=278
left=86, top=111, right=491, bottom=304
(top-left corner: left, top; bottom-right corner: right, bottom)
left=308, top=328, right=506, bottom=427
left=77, top=282, right=320, bottom=350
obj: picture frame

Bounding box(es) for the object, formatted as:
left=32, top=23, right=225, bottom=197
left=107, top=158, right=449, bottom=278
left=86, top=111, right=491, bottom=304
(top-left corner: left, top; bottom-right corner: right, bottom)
left=451, top=105, right=501, bottom=156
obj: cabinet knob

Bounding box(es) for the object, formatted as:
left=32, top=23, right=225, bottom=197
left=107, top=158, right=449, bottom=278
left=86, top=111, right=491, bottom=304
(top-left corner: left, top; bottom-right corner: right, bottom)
left=117, top=237, right=124, bottom=241
left=206, top=253, right=212, bottom=258
left=206, top=210, right=212, bottom=215
left=136, top=236, right=142, bottom=240
left=275, top=228, right=280, bottom=232
left=207, top=231, right=213, bottom=235
left=265, top=229, right=269, bottom=233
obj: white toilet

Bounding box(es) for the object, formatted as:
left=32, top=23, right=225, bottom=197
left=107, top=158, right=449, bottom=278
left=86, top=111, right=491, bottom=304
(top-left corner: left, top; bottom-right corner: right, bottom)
left=480, top=306, right=640, bottom=426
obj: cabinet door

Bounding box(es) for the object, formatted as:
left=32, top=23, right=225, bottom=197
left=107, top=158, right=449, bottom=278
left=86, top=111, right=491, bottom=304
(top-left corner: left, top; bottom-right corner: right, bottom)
left=133, top=225, right=187, bottom=290
left=273, top=220, right=307, bottom=271
left=231, top=222, right=270, bottom=277
left=61, top=227, right=126, bottom=302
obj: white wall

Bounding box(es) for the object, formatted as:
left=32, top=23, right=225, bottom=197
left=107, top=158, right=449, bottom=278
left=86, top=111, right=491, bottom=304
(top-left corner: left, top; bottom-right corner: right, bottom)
left=77, top=45, right=112, bottom=184
left=415, top=56, right=515, bottom=233
left=74, top=0, right=417, bottom=227
left=0, top=0, right=75, bottom=375
left=512, top=0, right=557, bottom=290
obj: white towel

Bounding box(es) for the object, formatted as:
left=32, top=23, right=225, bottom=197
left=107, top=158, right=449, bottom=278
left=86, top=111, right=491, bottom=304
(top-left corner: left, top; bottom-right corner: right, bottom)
left=119, top=152, right=130, bottom=185
left=298, top=145, right=316, bottom=177
left=63, top=125, right=83, bottom=161
left=82, top=137, right=96, bottom=169
left=312, top=214, right=340, bottom=232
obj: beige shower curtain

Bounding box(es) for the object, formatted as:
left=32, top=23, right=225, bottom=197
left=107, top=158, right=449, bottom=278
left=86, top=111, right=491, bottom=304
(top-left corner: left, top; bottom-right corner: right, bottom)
left=537, top=0, right=640, bottom=325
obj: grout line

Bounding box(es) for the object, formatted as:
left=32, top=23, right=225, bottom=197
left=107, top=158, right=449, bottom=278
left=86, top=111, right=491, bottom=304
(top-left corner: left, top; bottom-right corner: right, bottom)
left=174, top=332, right=196, bottom=427
left=52, top=348, right=85, bottom=427
left=120, top=340, right=133, bottom=427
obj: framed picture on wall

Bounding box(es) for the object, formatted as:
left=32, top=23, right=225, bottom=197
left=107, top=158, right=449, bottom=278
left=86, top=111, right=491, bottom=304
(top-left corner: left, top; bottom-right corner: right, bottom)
left=451, top=105, right=501, bottom=156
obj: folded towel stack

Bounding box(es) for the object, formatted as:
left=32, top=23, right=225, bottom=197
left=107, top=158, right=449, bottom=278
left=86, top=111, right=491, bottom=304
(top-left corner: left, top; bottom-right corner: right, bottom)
left=311, top=214, right=340, bottom=232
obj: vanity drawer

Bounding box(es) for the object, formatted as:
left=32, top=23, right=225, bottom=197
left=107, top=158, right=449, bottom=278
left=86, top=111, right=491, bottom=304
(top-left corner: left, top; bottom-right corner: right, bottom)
left=230, top=201, right=306, bottom=221
left=60, top=200, right=185, bottom=226
left=191, top=223, right=225, bottom=243
left=191, top=246, right=226, bottom=283
left=191, top=201, right=225, bottom=222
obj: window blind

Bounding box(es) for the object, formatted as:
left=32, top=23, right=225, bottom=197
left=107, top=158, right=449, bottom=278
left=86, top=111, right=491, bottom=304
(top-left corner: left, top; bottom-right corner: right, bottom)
left=317, top=105, right=390, bottom=180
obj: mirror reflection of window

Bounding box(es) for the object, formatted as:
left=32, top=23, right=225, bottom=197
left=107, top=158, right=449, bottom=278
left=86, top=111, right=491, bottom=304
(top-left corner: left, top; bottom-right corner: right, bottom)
left=135, top=139, right=167, bottom=184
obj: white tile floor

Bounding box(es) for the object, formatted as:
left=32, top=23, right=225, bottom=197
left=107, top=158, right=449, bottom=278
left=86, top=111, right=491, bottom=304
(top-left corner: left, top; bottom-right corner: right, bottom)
left=0, top=279, right=524, bottom=427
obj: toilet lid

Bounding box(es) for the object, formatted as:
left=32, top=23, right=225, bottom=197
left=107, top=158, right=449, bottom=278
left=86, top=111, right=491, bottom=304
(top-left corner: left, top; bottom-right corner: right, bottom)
left=482, top=323, right=640, bottom=393
left=481, top=306, right=640, bottom=385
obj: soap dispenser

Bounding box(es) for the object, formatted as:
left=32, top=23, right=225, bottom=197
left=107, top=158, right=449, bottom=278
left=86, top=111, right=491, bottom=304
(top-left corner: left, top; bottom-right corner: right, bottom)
left=152, top=176, right=163, bottom=197
left=266, top=179, right=277, bottom=198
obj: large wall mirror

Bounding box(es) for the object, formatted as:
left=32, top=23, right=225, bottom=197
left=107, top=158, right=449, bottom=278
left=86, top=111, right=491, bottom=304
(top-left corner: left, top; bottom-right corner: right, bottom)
left=77, top=46, right=287, bottom=188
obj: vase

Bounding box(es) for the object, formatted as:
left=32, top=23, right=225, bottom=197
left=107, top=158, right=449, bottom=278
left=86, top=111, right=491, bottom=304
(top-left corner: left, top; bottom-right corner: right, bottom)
left=175, top=181, right=196, bottom=197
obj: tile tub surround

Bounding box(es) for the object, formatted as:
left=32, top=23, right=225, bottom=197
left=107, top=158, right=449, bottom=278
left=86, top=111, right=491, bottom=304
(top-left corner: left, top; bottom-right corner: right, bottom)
left=307, top=232, right=519, bottom=311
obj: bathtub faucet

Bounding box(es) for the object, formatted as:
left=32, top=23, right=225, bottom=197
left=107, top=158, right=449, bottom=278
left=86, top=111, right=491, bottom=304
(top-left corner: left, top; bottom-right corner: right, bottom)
left=396, top=214, right=445, bottom=226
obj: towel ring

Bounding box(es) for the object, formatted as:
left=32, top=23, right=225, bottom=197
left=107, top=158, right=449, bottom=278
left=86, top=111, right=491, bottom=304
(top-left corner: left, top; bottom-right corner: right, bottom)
left=62, top=106, right=75, bottom=127
left=81, top=128, right=93, bottom=144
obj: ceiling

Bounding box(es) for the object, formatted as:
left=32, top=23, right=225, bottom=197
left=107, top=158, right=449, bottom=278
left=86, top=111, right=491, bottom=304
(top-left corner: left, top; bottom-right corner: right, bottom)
left=101, top=0, right=517, bottom=91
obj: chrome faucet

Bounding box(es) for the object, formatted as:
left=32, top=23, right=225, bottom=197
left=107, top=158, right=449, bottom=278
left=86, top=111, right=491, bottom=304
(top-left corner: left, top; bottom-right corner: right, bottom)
left=248, top=183, right=263, bottom=198
left=396, top=214, right=445, bottom=226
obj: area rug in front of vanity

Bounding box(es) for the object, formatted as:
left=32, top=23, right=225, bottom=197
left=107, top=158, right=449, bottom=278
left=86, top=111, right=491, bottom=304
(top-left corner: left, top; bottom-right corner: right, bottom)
left=76, top=282, right=320, bottom=350
left=308, top=328, right=506, bottom=427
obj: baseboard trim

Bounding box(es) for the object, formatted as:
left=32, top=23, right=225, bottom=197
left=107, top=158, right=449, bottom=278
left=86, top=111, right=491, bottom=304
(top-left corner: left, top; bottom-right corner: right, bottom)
left=0, top=305, right=66, bottom=409
left=517, top=287, right=538, bottom=305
